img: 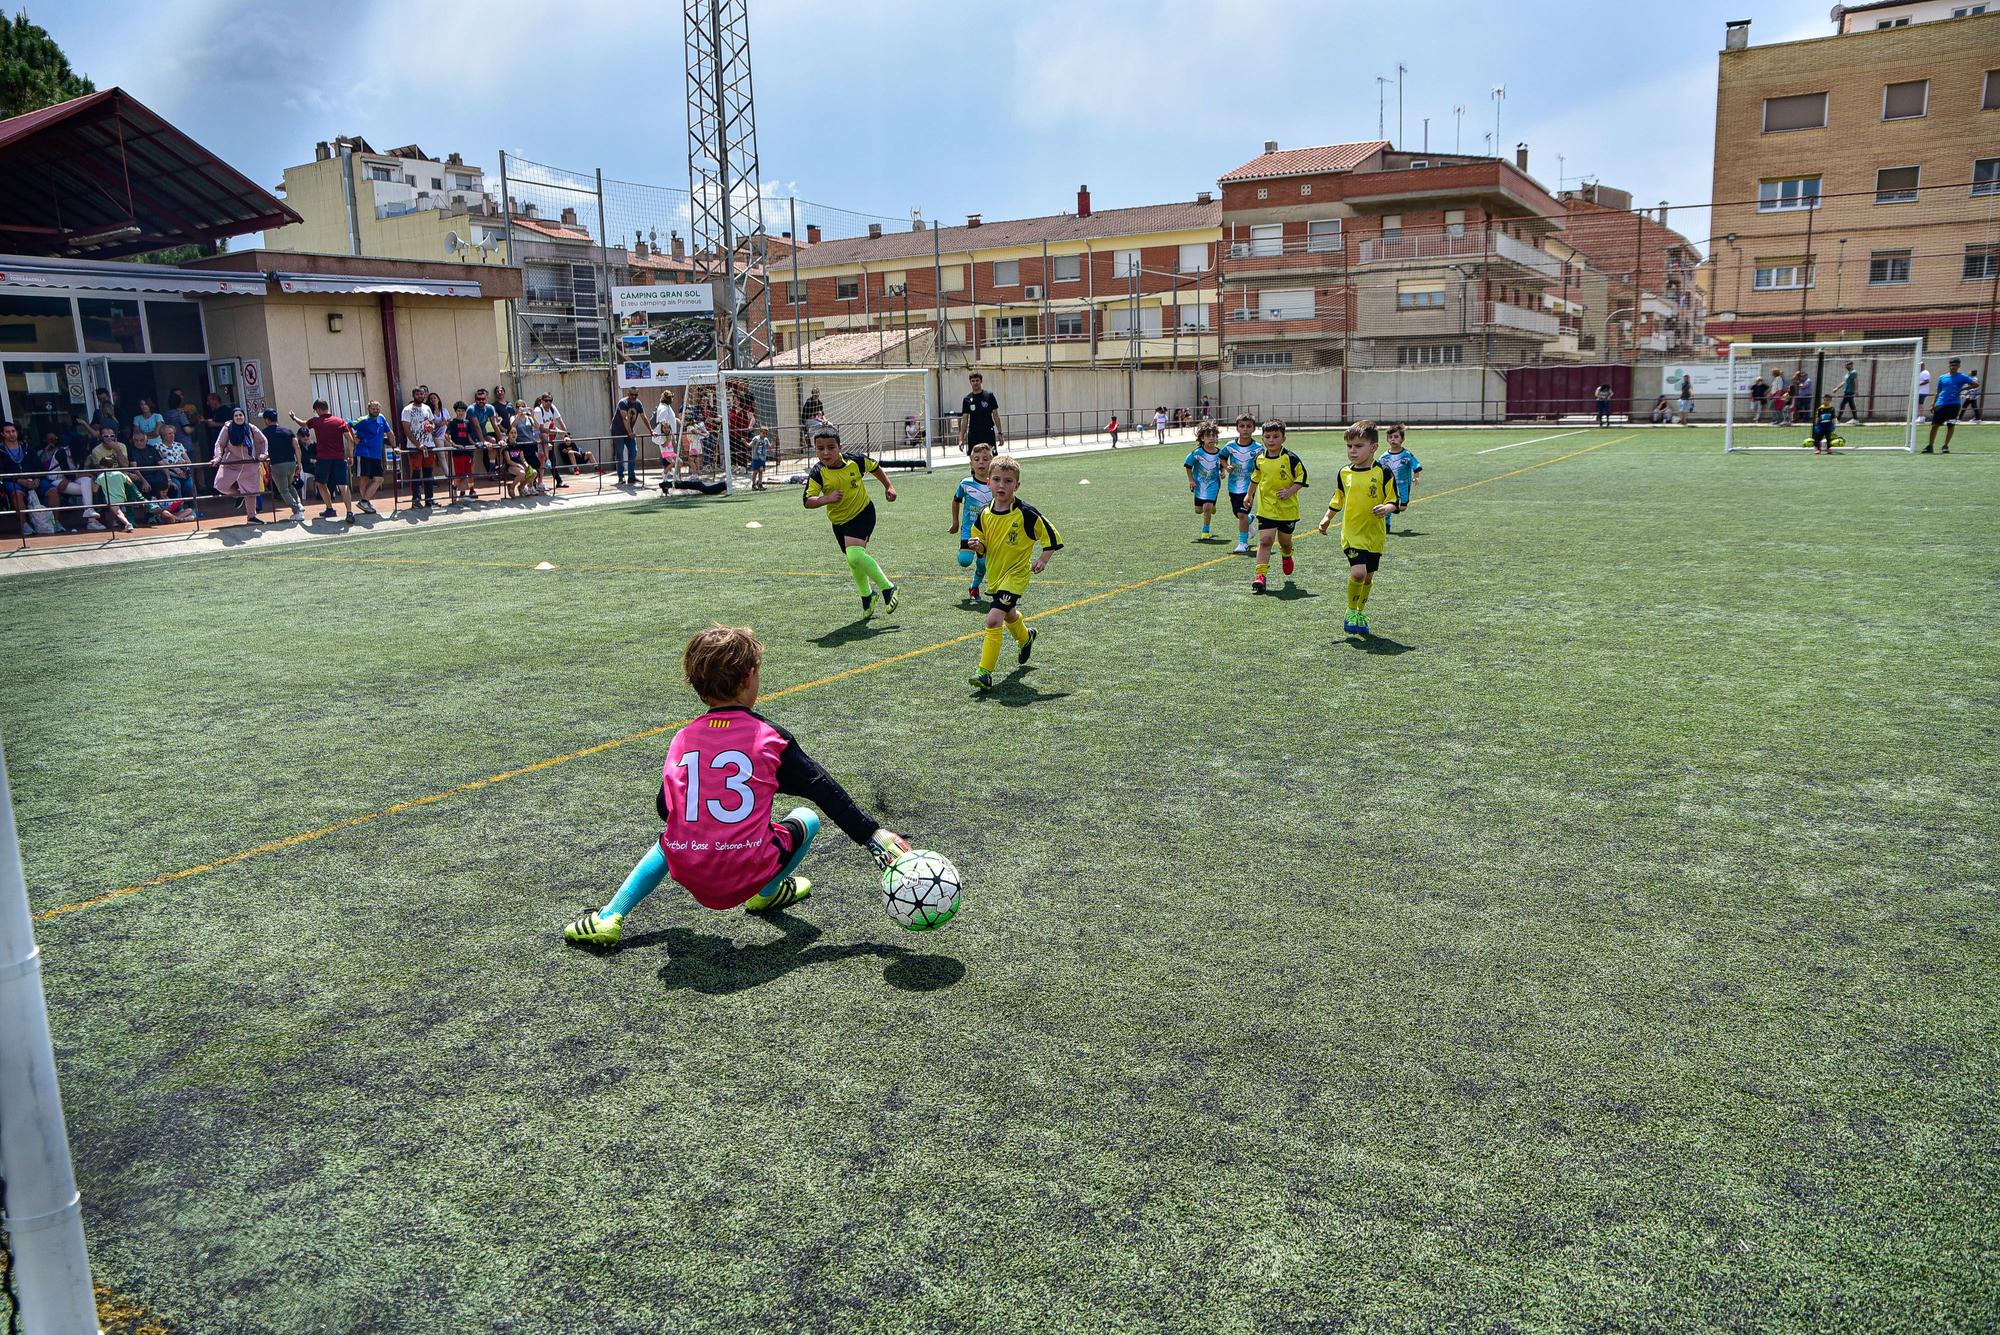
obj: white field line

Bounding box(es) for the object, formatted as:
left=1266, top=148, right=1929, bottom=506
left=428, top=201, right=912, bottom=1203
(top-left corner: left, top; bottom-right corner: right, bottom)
left=1474, top=429, right=1588, bottom=456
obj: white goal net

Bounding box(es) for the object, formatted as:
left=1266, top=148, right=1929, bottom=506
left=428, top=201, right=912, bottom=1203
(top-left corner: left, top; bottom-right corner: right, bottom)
left=709, top=368, right=935, bottom=487
left=1723, top=338, right=1922, bottom=453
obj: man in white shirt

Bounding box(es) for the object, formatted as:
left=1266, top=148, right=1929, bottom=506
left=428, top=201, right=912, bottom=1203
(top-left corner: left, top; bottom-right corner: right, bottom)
left=655, top=392, right=682, bottom=479
left=533, top=395, right=571, bottom=487
left=400, top=387, right=435, bottom=456
left=1916, top=363, right=1930, bottom=416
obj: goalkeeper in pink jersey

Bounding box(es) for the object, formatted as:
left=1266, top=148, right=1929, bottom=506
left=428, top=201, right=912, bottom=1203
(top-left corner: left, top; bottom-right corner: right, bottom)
left=563, top=626, right=911, bottom=949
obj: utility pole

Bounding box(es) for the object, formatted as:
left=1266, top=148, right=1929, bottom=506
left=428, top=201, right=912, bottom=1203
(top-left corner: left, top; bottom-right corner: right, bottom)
left=1375, top=76, right=1389, bottom=140
left=1492, top=86, right=1505, bottom=158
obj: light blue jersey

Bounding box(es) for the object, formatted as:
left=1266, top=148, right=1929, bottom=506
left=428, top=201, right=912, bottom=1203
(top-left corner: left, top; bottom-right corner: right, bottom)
left=1221, top=438, right=1258, bottom=494
left=954, top=474, right=993, bottom=540
left=1184, top=446, right=1223, bottom=500
left=1381, top=446, right=1421, bottom=503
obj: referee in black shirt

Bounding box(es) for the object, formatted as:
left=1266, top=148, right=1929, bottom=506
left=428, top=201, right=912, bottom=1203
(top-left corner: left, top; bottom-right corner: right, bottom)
left=958, top=372, right=1001, bottom=455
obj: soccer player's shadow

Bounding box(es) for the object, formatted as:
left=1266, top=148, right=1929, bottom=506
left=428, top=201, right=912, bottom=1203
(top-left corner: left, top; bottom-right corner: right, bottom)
left=1346, top=632, right=1413, bottom=655
left=1269, top=584, right=1320, bottom=601
left=978, top=666, right=1071, bottom=708
left=629, top=913, right=964, bottom=994
left=810, top=621, right=904, bottom=648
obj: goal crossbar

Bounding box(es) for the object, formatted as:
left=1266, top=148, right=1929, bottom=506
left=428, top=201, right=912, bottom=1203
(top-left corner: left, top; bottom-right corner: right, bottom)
left=1724, top=337, right=1922, bottom=453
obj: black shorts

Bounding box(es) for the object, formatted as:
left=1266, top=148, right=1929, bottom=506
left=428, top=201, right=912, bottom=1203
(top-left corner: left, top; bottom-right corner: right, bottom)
left=356, top=454, right=385, bottom=478
left=1931, top=402, right=1960, bottom=426
left=831, top=502, right=877, bottom=551
left=1257, top=517, right=1296, bottom=534
left=1192, top=494, right=1219, bottom=511
left=986, top=589, right=1021, bottom=612
left=959, top=537, right=976, bottom=551
left=1343, top=546, right=1383, bottom=573
left=964, top=427, right=997, bottom=452
left=1228, top=490, right=1251, bottom=516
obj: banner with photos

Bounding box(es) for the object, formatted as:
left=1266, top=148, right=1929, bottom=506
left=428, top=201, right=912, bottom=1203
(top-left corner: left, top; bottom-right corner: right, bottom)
left=611, top=284, right=718, bottom=387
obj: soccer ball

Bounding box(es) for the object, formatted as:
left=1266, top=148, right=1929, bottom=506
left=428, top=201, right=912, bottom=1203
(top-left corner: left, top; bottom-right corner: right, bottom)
left=881, top=850, right=961, bottom=931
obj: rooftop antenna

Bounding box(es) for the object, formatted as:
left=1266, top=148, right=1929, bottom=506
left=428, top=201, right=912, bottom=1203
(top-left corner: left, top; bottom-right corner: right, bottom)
left=1492, top=85, right=1506, bottom=156
left=1396, top=62, right=1407, bottom=148
left=1375, top=75, right=1390, bottom=139
left=1452, top=104, right=1464, bottom=154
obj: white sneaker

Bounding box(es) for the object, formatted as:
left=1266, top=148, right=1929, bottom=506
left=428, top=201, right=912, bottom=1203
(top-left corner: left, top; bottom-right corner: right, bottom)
left=84, top=518, right=106, bottom=532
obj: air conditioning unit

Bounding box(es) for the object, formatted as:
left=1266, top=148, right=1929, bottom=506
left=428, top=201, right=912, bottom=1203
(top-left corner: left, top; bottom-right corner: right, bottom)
left=1229, top=243, right=1252, bottom=259
left=1024, top=285, right=1043, bottom=300
left=885, top=282, right=907, bottom=297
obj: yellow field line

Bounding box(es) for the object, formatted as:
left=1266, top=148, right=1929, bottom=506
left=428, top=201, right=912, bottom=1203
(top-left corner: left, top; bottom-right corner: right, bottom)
left=249, top=552, right=1119, bottom=588
left=35, top=435, right=1623, bottom=922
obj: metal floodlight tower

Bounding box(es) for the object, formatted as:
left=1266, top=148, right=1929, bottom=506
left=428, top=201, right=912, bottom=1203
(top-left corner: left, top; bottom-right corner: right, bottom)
left=684, top=0, right=770, bottom=368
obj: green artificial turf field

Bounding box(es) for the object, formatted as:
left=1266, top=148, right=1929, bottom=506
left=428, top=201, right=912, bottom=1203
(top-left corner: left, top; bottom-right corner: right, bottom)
left=3, top=426, right=1996, bottom=1333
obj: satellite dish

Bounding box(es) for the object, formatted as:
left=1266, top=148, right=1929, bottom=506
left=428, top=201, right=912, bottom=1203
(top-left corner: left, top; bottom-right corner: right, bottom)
left=444, top=231, right=462, bottom=254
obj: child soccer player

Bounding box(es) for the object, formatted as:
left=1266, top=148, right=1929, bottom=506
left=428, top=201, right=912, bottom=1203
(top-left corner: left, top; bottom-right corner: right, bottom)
left=445, top=403, right=477, bottom=503
left=1810, top=397, right=1837, bottom=454
left=749, top=428, right=770, bottom=490
left=804, top=422, right=900, bottom=616
left=1248, top=419, right=1308, bottom=594
left=1317, top=420, right=1401, bottom=634
left=1184, top=423, right=1224, bottom=539
left=966, top=453, right=1062, bottom=690
left=1378, top=423, right=1420, bottom=534
left=949, top=441, right=995, bottom=601
left=563, top=626, right=912, bottom=948
left=1221, top=412, right=1260, bottom=554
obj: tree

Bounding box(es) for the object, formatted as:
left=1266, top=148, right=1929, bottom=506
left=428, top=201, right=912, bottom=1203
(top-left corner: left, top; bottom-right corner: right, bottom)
left=0, top=10, right=93, bottom=119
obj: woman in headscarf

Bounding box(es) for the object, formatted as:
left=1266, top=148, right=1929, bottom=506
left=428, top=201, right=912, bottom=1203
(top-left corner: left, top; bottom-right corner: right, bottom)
left=211, top=406, right=267, bottom=525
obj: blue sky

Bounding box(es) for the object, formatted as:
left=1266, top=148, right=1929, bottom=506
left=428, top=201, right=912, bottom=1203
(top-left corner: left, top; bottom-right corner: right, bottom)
left=40, top=0, right=1835, bottom=250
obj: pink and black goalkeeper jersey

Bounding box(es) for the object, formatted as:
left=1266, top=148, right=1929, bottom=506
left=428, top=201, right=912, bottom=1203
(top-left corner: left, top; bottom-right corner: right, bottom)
left=656, top=707, right=877, bottom=908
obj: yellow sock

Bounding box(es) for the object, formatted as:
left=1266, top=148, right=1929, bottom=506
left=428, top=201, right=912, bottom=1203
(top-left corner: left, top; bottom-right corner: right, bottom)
left=1347, top=577, right=1363, bottom=610
left=1006, top=616, right=1030, bottom=643
left=1256, top=562, right=1269, bottom=578
left=979, top=626, right=1003, bottom=673
left=1357, top=579, right=1374, bottom=609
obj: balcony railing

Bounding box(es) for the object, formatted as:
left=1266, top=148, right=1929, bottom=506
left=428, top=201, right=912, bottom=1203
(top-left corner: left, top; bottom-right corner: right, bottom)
left=1487, top=301, right=1560, bottom=338
left=1355, top=229, right=1562, bottom=279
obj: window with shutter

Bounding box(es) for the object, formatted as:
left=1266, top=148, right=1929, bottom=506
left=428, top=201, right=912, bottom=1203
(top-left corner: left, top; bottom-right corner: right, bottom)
left=1875, top=166, right=1920, bottom=203
left=1881, top=80, right=1928, bottom=120
left=1762, top=92, right=1828, bottom=132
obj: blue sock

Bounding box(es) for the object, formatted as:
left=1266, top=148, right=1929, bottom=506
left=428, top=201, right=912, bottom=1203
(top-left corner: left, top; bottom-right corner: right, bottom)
left=604, top=841, right=669, bottom=918
left=973, top=554, right=986, bottom=587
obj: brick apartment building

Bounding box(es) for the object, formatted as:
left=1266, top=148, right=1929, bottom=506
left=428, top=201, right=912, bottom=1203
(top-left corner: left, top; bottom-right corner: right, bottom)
left=1705, top=4, right=2000, bottom=368
left=1214, top=139, right=1570, bottom=373
left=772, top=189, right=1221, bottom=369
left=1555, top=184, right=1708, bottom=354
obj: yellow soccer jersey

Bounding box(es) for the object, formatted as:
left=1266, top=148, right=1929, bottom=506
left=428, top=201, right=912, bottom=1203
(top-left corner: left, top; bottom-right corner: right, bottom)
left=1328, top=461, right=1398, bottom=552
left=972, top=499, right=1062, bottom=597
left=804, top=451, right=881, bottom=524
left=1250, top=449, right=1309, bottom=521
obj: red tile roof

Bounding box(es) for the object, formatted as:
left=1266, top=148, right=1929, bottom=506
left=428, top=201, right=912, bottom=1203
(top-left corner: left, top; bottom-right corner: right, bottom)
left=1218, top=141, right=1390, bottom=183
left=795, top=199, right=1220, bottom=267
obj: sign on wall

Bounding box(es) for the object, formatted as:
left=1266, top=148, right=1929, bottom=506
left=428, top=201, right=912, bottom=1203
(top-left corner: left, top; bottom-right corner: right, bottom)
left=242, top=358, right=265, bottom=416
left=610, top=285, right=718, bottom=387
left=1660, top=363, right=1746, bottom=397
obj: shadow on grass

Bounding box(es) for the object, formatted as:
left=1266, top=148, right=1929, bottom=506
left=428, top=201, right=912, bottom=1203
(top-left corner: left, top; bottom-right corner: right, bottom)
left=1269, top=583, right=1320, bottom=601
left=810, top=621, right=904, bottom=648
left=972, top=665, right=1071, bottom=708
left=620, top=912, right=963, bottom=994
left=1387, top=528, right=1424, bottom=538
left=1346, top=632, right=1414, bottom=655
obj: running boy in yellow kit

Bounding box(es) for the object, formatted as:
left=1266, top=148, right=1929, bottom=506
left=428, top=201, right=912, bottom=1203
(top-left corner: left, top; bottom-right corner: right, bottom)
left=1317, top=420, right=1402, bottom=635
left=966, top=453, right=1062, bottom=691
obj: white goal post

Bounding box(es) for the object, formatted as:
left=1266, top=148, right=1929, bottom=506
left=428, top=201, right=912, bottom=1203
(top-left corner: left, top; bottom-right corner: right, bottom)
left=707, top=367, right=936, bottom=490
left=1723, top=337, right=1923, bottom=453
